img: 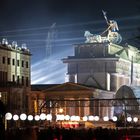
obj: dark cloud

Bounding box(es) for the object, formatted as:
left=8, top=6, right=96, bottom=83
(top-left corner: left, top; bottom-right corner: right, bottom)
left=0, top=0, right=139, bottom=26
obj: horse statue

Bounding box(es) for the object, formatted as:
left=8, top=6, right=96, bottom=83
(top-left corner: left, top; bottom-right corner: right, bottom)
left=84, top=11, right=122, bottom=44
left=84, top=31, right=102, bottom=43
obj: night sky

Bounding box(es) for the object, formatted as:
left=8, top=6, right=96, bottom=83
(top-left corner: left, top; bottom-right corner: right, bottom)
left=0, top=0, right=140, bottom=84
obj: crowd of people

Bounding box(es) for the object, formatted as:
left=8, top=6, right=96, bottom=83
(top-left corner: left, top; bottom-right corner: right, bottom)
left=3, top=126, right=140, bottom=140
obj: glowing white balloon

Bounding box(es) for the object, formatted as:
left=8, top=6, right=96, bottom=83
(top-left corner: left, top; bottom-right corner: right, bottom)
left=88, top=116, right=94, bottom=121
left=40, top=113, right=46, bottom=120
left=71, top=116, right=76, bottom=121
left=13, top=114, right=19, bottom=121
left=127, top=117, right=132, bottom=122
left=103, top=116, right=109, bottom=121
left=94, top=116, right=99, bottom=121
left=5, top=112, right=12, bottom=120
left=64, top=115, right=70, bottom=121
left=75, top=116, right=80, bottom=121
left=27, top=115, right=33, bottom=121
left=46, top=114, right=52, bottom=121
left=83, top=116, right=88, bottom=121
left=34, top=115, right=40, bottom=121
left=20, top=113, right=27, bottom=120
left=133, top=117, right=138, bottom=123
left=112, top=116, right=117, bottom=122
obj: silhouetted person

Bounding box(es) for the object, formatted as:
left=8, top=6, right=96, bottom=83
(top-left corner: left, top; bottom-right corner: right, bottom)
left=0, top=100, right=6, bottom=140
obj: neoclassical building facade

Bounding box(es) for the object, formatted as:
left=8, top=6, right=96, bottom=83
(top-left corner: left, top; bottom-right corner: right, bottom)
left=30, top=82, right=114, bottom=119
left=62, top=42, right=140, bottom=92
left=29, top=42, right=140, bottom=123
left=0, top=39, right=31, bottom=113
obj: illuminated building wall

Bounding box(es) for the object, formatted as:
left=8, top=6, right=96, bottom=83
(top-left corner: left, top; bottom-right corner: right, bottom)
left=63, top=42, right=140, bottom=91
left=31, top=82, right=114, bottom=119
left=0, top=39, right=31, bottom=113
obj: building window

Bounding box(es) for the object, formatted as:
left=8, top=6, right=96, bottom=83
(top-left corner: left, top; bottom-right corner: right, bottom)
left=26, top=77, right=29, bottom=86
left=12, top=59, right=15, bottom=65
left=0, top=92, right=8, bottom=104
left=17, top=76, right=20, bottom=85
left=22, top=76, right=24, bottom=86
left=22, top=60, right=24, bottom=67
left=2, top=57, right=5, bottom=64
left=12, top=75, right=15, bottom=82
left=7, top=58, right=11, bottom=65
left=26, top=61, right=28, bottom=68
left=0, top=71, right=7, bottom=83
left=17, top=60, right=20, bottom=66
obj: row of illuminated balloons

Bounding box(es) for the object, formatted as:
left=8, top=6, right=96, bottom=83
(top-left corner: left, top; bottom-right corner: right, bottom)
left=5, top=112, right=139, bottom=122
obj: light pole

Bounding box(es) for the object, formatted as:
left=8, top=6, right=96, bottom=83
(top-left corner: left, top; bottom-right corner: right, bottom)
left=122, top=103, right=127, bottom=127
left=56, top=108, right=64, bottom=128
left=122, top=97, right=128, bottom=128
left=13, top=114, right=19, bottom=128
left=46, top=114, right=52, bottom=126
left=133, top=117, right=138, bottom=127
left=20, top=113, right=27, bottom=128
left=5, top=112, right=12, bottom=130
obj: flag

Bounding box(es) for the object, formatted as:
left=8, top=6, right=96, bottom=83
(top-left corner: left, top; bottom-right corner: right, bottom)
left=102, top=10, right=108, bottom=23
